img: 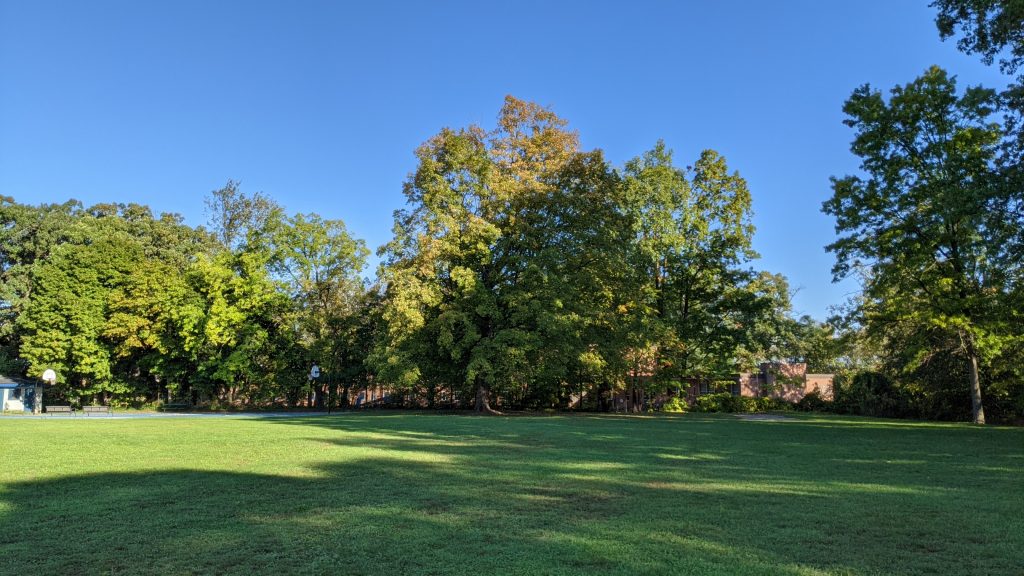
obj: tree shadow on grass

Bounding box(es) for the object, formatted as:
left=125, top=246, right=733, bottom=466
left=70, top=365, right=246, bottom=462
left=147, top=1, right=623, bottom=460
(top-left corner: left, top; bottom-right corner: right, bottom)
left=265, top=412, right=1024, bottom=575
left=0, top=464, right=840, bottom=576
left=0, top=413, right=1021, bottom=575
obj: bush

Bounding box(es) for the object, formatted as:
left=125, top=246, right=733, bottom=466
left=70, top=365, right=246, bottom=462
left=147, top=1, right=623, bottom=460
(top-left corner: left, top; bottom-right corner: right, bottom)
left=758, top=396, right=793, bottom=412
left=795, top=391, right=831, bottom=412
left=693, top=392, right=729, bottom=412
left=693, top=393, right=794, bottom=413
left=834, top=372, right=914, bottom=418
left=661, top=397, right=688, bottom=413
left=735, top=396, right=759, bottom=413
left=693, top=393, right=748, bottom=413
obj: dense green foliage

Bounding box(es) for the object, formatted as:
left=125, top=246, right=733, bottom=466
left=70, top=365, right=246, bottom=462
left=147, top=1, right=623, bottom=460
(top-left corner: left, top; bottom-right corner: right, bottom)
left=370, top=97, right=796, bottom=413
left=823, top=67, right=1022, bottom=424
left=0, top=102, right=803, bottom=413
left=691, top=392, right=789, bottom=414
left=0, top=191, right=369, bottom=408
left=934, top=0, right=1024, bottom=77
left=3, top=1, right=1023, bottom=420
left=798, top=3, right=1024, bottom=424
left=934, top=0, right=1024, bottom=166
left=0, top=413, right=1020, bottom=575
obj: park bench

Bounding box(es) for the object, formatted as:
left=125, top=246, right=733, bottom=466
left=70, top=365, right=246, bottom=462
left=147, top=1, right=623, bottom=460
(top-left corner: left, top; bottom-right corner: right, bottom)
left=46, top=405, right=74, bottom=416
left=82, top=405, right=112, bottom=416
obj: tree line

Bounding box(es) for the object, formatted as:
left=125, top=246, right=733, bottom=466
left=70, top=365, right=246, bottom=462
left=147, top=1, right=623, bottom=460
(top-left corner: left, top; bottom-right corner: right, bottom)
left=1, top=0, right=1021, bottom=422
left=0, top=98, right=817, bottom=413
left=0, top=185, right=373, bottom=408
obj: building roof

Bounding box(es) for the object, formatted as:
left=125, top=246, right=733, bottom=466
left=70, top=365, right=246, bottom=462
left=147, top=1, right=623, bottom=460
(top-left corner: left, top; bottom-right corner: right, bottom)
left=0, top=374, right=33, bottom=388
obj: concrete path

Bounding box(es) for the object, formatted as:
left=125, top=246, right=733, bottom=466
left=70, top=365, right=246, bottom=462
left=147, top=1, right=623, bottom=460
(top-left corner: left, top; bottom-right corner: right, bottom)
left=0, top=411, right=349, bottom=420
left=734, top=413, right=793, bottom=422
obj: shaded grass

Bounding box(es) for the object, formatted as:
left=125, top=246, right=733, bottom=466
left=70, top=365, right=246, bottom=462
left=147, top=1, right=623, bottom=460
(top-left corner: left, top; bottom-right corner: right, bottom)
left=0, top=413, right=1021, bottom=575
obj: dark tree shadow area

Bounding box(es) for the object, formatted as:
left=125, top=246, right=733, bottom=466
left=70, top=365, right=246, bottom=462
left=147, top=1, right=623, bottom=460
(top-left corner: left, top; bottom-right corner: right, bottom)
left=0, top=413, right=1021, bottom=575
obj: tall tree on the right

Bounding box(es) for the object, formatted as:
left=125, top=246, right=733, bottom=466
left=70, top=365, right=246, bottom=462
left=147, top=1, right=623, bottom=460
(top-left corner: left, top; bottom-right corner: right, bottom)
left=824, top=66, right=1019, bottom=424
left=934, top=0, right=1023, bottom=78
left=935, top=0, right=1024, bottom=183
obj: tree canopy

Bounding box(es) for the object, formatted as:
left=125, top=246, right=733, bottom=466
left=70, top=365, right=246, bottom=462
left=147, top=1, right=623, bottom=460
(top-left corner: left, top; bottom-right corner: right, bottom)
left=824, top=66, right=1023, bottom=423
left=369, top=97, right=805, bottom=412
left=2, top=86, right=1020, bottom=421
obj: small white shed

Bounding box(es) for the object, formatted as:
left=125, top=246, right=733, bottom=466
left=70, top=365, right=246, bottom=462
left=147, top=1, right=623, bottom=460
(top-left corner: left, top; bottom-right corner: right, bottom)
left=0, top=375, right=32, bottom=412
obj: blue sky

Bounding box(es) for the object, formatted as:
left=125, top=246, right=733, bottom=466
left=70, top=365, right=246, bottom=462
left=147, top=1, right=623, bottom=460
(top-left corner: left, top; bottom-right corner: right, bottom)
left=0, top=1, right=1009, bottom=319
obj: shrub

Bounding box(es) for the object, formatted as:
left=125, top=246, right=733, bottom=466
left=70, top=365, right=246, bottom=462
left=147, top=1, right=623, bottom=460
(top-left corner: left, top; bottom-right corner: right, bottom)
left=693, top=393, right=755, bottom=413
left=693, top=392, right=729, bottom=412
left=758, top=397, right=793, bottom=412
left=795, top=391, right=831, bottom=412
left=734, top=396, right=759, bottom=413
left=693, top=393, right=794, bottom=413
left=834, top=371, right=914, bottom=418
left=661, top=397, right=688, bottom=413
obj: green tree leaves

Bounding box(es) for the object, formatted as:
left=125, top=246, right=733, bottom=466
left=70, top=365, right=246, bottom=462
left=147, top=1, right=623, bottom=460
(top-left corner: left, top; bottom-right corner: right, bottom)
left=3, top=98, right=806, bottom=413
left=2, top=189, right=369, bottom=408
left=373, top=97, right=791, bottom=411
left=824, top=66, right=1020, bottom=423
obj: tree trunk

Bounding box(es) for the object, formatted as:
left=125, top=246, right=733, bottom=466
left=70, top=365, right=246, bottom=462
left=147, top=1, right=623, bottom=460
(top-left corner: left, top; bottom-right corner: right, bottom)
left=474, top=381, right=501, bottom=415
left=631, top=387, right=643, bottom=413
left=968, top=351, right=985, bottom=424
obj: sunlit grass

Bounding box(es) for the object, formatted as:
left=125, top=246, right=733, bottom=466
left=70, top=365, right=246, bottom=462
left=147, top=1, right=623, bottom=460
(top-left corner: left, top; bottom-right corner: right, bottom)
left=0, top=413, right=1020, bottom=575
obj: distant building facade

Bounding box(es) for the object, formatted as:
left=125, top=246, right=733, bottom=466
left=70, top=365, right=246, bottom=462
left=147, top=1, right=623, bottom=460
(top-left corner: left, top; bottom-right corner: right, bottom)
left=684, top=362, right=834, bottom=403
left=615, top=361, right=833, bottom=411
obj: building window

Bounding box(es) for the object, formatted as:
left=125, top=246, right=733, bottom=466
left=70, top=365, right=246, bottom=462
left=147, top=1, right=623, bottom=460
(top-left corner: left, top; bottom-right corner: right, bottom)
left=730, top=383, right=741, bottom=396
left=698, top=382, right=709, bottom=395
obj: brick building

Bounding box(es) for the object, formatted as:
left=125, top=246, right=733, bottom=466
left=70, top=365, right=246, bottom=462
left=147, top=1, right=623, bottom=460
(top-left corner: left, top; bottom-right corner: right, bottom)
left=615, top=361, right=834, bottom=411
left=685, top=362, right=834, bottom=403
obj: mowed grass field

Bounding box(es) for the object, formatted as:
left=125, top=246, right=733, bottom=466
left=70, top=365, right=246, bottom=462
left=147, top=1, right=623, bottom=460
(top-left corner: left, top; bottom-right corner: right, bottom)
left=0, top=413, right=1021, bottom=575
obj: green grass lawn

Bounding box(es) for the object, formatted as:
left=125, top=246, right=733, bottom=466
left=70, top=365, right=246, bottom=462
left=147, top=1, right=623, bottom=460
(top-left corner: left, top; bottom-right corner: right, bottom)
left=0, top=413, right=1020, bottom=575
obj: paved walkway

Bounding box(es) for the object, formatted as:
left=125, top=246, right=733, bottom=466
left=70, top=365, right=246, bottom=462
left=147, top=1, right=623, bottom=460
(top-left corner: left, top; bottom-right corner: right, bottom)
left=734, top=413, right=793, bottom=421
left=0, top=411, right=349, bottom=420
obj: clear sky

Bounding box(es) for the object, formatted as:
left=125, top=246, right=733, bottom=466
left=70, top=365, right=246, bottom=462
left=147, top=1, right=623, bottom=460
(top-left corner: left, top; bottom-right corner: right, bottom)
left=0, top=1, right=1008, bottom=319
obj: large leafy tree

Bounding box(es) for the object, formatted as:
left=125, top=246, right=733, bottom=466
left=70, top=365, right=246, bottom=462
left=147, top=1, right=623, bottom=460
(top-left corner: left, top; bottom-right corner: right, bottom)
left=17, top=235, right=129, bottom=401
left=507, top=149, right=632, bottom=409
left=176, top=251, right=290, bottom=405
left=373, top=96, right=628, bottom=412
left=4, top=191, right=371, bottom=409
left=0, top=198, right=81, bottom=361
left=823, top=66, right=1018, bottom=424
left=104, top=256, right=197, bottom=399
left=15, top=205, right=207, bottom=402
left=263, top=211, right=370, bottom=406
left=619, top=141, right=775, bottom=397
